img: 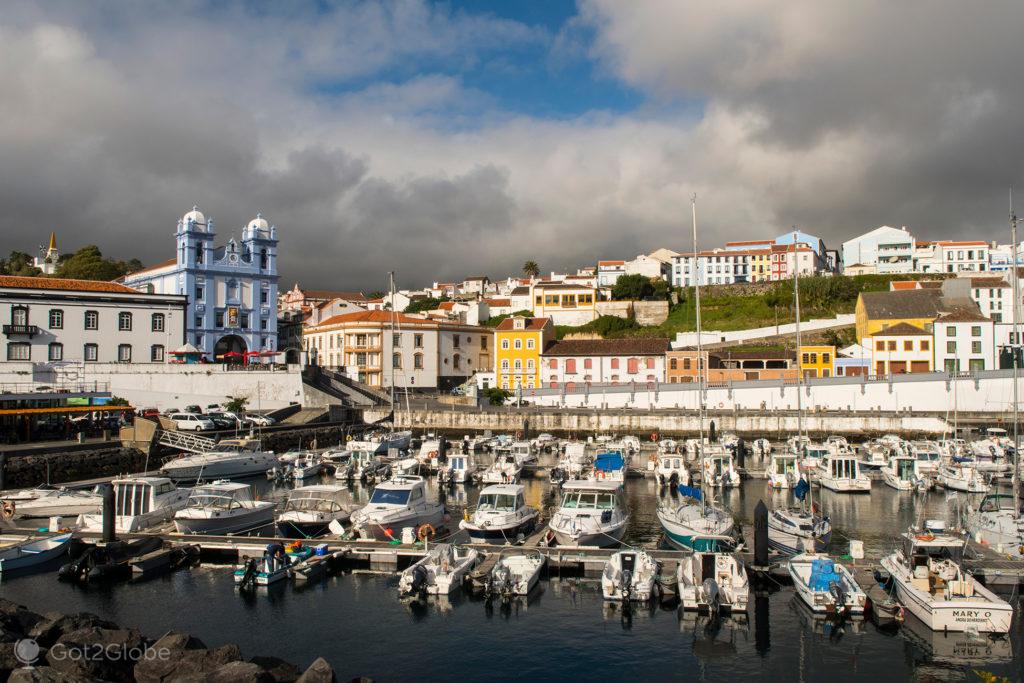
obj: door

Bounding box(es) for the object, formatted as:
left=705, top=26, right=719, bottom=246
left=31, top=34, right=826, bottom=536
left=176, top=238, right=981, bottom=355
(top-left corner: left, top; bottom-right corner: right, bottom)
left=910, top=361, right=929, bottom=373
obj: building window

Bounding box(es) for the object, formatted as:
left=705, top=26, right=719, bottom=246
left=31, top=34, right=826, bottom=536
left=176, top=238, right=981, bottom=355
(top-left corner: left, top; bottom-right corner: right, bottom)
left=152, top=313, right=165, bottom=332
left=260, top=289, right=269, bottom=305
left=414, top=353, right=424, bottom=369
left=453, top=335, right=460, bottom=348
left=241, top=313, right=249, bottom=329
left=947, top=341, right=956, bottom=353
left=454, top=354, right=462, bottom=370
left=261, top=318, right=267, bottom=330
left=215, top=312, right=224, bottom=327
left=903, top=340, right=912, bottom=351
left=393, top=333, right=401, bottom=348
left=11, top=306, right=28, bottom=326
left=801, top=353, right=809, bottom=364
left=585, top=358, right=593, bottom=369
left=501, top=339, right=509, bottom=350
left=875, top=341, right=884, bottom=352
left=823, top=353, right=831, bottom=364
left=117, top=344, right=132, bottom=362
left=196, top=285, right=204, bottom=301
left=921, top=340, right=930, bottom=351
left=84, top=310, right=98, bottom=330
left=151, top=345, right=164, bottom=362
left=481, top=336, right=488, bottom=350
left=84, top=343, right=98, bottom=362
left=611, top=358, right=620, bottom=369
left=118, top=312, right=132, bottom=331
left=526, top=339, right=535, bottom=350
left=393, top=352, right=402, bottom=369
left=971, top=326, right=981, bottom=337
left=501, top=359, right=509, bottom=370
left=670, top=358, right=678, bottom=370
left=7, top=342, right=30, bottom=360
left=48, top=342, right=63, bottom=361
left=260, top=248, right=268, bottom=270
left=972, top=341, right=982, bottom=354
left=946, top=325, right=956, bottom=336
left=514, top=359, right=522, bottom=370
left=49, top=309, right=63, bottom=329
left=887, top=341, right=896, bottom=351
left=414, top=334, right=423, bottom=348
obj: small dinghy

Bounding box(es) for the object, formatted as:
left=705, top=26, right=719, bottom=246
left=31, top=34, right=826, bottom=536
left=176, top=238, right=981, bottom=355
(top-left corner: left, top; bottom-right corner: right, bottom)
left=398, top=544, right=480, bottom=597
left=601, top=549, right=661, bottom=602
left=0, top=532, right=74, bottom=575
left=291, top=454, right=324, bottom=480
left=290, top=547, right=349, bottom=583
left=234, top=545, right=291, bottom=588
left=676, top=536, right=749, bottom=614
left=58, top=537, right=163, bottom=584
left=486, top=551, right=545, bottom=599
left=788, top=554, right=866, bottom=616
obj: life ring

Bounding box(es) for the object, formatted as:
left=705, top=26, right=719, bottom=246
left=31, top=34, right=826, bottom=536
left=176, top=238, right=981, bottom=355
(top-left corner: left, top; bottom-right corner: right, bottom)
left=718, top=402, right=724, bottom=408
left=650, top=433, right=658, bottom=442
left=1, top=501, right=14, bottom=520
left=417, top=523, right=436, bottom=541
left=429, top=451, right=438, bottom=458
left=346, top=434, right=353, bottom=442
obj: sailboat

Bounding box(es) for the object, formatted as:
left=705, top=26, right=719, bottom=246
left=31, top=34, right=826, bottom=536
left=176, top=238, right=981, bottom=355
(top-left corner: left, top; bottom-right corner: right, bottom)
left=657, top=195, right=736, bottom=550
left=772, top=231, right=832, bottom=555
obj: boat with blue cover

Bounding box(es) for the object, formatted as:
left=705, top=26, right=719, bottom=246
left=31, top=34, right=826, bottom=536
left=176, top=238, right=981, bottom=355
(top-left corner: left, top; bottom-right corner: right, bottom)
left=789, top=554, right=866, bottom=615
left=589, top=451, right=625, bottom=483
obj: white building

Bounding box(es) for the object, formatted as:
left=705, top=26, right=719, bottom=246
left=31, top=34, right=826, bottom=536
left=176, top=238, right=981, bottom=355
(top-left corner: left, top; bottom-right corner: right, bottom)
left=32, top=233, right=59, bottom=275
left=596, top=261, right=626, bottom=287
left=1, top=276, right=186, bottom=365
left=541, top=338, right=670, bottom=388
left=866, top=323, right=934, bottom=376
left=624, top=254, right=671, bottom=280
left=530, top=283, right=599, bottom=326
left=914, top=240, right=989, bottom=274
left=671, top=250, right=752, bottom=287
left=932, top=310, right=995, bottom=373
left=842, top=225, right=916, bottom=274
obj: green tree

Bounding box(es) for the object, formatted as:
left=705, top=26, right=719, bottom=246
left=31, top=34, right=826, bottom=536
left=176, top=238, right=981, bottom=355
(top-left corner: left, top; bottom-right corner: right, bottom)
left=482, top=388, right=513, bottom=405
left=404, top=297, right=448, bottom=314
left=108, top=396, right=130, bottom=406
left=0, top=251, right=41, bottom=277
left=485, top=309, right=534, bottom=327
left=55, top=245, right=141, bottom=281
left=223, top=396, right=249, bottom=413
left=611, top=273, right=655, bottom=300
left=522, top=260, right=540, bottom=279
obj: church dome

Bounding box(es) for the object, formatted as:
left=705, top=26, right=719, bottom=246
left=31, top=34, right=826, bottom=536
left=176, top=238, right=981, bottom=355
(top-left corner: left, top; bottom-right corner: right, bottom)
left=183, top=206, right=206, bottom=225
left=247, top=214, right=269, bottom=232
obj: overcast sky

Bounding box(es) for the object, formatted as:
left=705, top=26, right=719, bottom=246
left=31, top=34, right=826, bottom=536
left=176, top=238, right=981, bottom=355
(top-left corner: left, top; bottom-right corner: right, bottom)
left=3, top=1, right=1023, bottom=290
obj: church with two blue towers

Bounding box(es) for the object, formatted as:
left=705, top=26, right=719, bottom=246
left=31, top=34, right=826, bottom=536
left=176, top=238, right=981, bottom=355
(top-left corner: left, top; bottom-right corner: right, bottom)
left=123, top=206, right=279, bottom=361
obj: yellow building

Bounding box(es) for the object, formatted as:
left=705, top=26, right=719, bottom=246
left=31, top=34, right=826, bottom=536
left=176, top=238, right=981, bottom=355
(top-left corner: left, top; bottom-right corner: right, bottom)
left=532, top=283, right=598, bottom=326
left=798, top=345, right=836, bottom=378
left=748, top=249, right=772, bottom=282
left=854, top=290, right=942, bottom=343
left=495, top=316, right=554, bottom=390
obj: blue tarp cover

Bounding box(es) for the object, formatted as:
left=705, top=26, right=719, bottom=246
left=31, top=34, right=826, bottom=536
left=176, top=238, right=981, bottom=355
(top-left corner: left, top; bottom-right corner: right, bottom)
left=677, top=485, right=703, bottom=501
left=595, top=453, right=625, bottom=471
left=809, top=558, right=842, bottom=591
left=794, top=478, right=810, bottom=501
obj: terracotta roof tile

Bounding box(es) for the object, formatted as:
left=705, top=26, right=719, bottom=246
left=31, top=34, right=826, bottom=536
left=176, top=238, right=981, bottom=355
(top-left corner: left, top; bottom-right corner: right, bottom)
left=0, top=276, right=143, bottom=294
left=496, top=317, right=551, bottom=331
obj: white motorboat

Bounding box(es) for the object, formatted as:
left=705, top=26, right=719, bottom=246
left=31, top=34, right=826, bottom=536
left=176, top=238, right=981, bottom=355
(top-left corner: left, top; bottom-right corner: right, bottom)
left=910, top=441, right=943, bottom=474
left=589, top=451, right=626, bottom=483
left=816, top=451, right=871, bottom=493
left=348, top=449, right=391, bottom=483
left=676, top=536, right=749, bottom=614
left=969, top=438, right=1005, bottom=462
left=349, top=475, right=446, bottom=542
left=658, top=439, right=680, bottom=454
left=882, top=453, right=926, bottom=491
left=174, top=481, right=276, bottom=535
left=479, top=453, right=521, bottom=484
left=459, top=484, right=539, bottom=543
left=398, top=543, right=479, bottom=596
left=788, top=554, right=866, bottom=616
left=530, top=433, right=558, bottom=452
left=510, top=441, right=537, bottom=466
left=766, top=452, right=801, bottom=489
left=656, top=454, right=690, bottom=488
left=76, top=477, right=191, bottom=533
left=880, top=521, right=1013, bottom=633
left=276, top=485, right=355, bottom=538
left=7, top=486, right=103, bottom=519
left=438, top=453, right=473, bottom=485
left=0, top=533, right=74, bottom=575
left=487, top=551, right=545, bottom=598
left=234, top=550, right=290, bottom=587
left=547, top=480, right=628, bottom=547
left=684, top=438, right=706, bottom=460
left=964, top=494, right=1024, bottom=558
left=702, top=450, right=740, bottom=488
left=767, top=506, right=832, bottom=555
left=1, top=485, right=62, bottom=503
left=936, top=463, right=989, bottom=494
left=752, top=438, right=772, bottom=457
left=291, top=454, right=324, bottom=480
left=825, top=435, right=850, bottom=452
left=801, top=443, right=830, bottom=470
left=279, top=448, right=311, bottom=465
left=601, top=549, right=661, bottom=602
left=417, top=439, right=441, bottom=467
left=859, top=441, right=890, bottom=470
left=160, top=439, right=278, bottom=481
left=657, top=488, right=734, bottom=551
left=550, top=442, right=591, bottom=484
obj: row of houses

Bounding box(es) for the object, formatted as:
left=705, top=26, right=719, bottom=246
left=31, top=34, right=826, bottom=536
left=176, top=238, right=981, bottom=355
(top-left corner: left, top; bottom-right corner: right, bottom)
left=842, top=225, right=1020, bottom=275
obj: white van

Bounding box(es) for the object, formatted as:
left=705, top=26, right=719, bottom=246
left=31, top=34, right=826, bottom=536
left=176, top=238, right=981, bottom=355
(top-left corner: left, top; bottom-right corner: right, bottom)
left=168, top=413, right=216, bottom=431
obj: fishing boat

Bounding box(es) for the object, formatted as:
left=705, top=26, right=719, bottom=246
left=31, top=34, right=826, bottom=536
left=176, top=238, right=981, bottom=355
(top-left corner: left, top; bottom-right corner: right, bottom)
left=0, top=533, right=74, bottom=575
left=701, top=449, right=740, bottom=488
left=601, top=549, right=661, bottom=602
left=590, top=451, right=626, bottom=483
left=349, top=475, right=446, bottom=542
left=936, top=463, right=989, bottom=493
left=676, top=536, right=749, bottom=614
left=964, top=494, right=1024, bottom=558
left=766, top=452, right=801, bottom=489
left=173, top=481, right=276, bottom=535
left=882, top=453, right=926, bottom=491
left=788, top=554, right=866, bottom=616
left=159, top=439, right=278, bottom=481
left=510, top=441, right=537, bottom=466
left=7, top=486, right=103, bottom=519
left=656, top=454, right=690, bottom=488
left=276, top=485, right=355, bottom=538
left=291, top=454, right=324, bottom=480
left=459, top=484, right=539, bottom=543
left=76, top=477, right=191, bottom=533
left=880, top=521, right=1013, bottom=633
left=752, top=438, right=772, bottom=457
left=657, top=486, right=734, bottom=551
left=547, top=480, right=629, bottom=547
left=486, top=551, right=545, bottom=598
left=234, top=549, right=290, bottom=587
left=438, top=453, right=473, bottom=485
left=479, top=453, right=521, bottom=484
left=816, top=450, right=871, bottom=493
left=398, top=543, right=479, bottom=596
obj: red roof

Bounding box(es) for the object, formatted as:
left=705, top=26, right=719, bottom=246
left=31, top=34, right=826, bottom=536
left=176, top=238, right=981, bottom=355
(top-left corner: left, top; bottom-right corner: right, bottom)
left=313, top=309, right=484, bottom=330
left=934, top=241, right=988, bottom=247
left=496, top=317, right=551, bottom=331
left=484, top=298, right=511, bottom=306
left=126, top=257, right=177, bottom=277
left=598, top=260, right=625, bottom=266
left=0, top=276, right=143, bottom=294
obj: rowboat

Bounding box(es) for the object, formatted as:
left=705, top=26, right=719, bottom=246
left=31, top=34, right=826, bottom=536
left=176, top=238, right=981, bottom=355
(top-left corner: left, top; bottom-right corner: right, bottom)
left=0, top=533, right=74, bottom=575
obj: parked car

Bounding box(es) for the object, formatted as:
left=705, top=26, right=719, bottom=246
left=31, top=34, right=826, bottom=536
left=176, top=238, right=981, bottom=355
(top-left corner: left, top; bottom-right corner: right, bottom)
left=245, top=414, right=276, bottom=427
left=138, top=407, right=160, bottom=418
left=184, top=405, right=203, bottom=414
left=206, top=403, right=222, bottom=412
left=168, top=413, right=216, bottom=431
left=205, top=412, right=239, bottom=429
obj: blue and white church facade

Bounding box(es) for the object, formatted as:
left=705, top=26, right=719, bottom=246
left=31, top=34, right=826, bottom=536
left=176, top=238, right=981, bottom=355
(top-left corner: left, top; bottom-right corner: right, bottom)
left=123, top=207, right=279, bottom=359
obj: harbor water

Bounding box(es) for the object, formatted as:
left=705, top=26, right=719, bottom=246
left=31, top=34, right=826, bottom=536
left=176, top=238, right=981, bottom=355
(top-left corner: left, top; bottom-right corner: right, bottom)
left=2, top=474, right=1021, bottom=681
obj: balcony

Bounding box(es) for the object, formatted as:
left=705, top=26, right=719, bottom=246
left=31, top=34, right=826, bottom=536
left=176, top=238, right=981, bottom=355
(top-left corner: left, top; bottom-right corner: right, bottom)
left=3, top=324, right=39, bottom=337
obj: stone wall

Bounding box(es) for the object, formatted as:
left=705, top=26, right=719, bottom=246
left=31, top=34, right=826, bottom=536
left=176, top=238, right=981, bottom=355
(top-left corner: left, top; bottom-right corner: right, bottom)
left=1, top=446, right=149, bottom=489
left=594, top=300, right=669, bottom=325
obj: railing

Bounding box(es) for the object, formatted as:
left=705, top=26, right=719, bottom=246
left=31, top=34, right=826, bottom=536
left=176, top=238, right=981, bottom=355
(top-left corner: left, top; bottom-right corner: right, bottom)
left=156, top=429, right=217, bottom=454
left=0, top=381, right=111, bottom=395
left=2, top=324, right=39, bottom=337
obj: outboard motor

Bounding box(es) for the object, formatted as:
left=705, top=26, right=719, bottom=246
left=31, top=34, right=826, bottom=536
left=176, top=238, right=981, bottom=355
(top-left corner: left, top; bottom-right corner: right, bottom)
left=406, top=564, right=429, bottom=598
left=58, top=547, right=96, bottom=583
left=238, top=556, right=259, bottom=590
left=620, top=552, right=636, bottom=601
left=829, top=581, right=847, bottom=612
left=702, top=578, right=721, bottom=614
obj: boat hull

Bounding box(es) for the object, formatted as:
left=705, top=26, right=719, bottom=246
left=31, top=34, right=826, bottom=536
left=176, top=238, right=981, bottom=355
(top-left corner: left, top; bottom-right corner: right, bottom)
left=0, top=533, right=73, bottom=574
left=460, top=516, right=538, bottom=544
left=174, top=505, right=275, bottom=535
left=550, top=521, right=626, bottom=548
left=355, top=507, right=446, bottom=542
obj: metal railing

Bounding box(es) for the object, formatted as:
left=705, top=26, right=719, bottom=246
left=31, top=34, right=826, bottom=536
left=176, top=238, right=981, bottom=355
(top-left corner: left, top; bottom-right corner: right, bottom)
left=156, top=429, right=217, bottom=454
left=2, top=324, right=39, bottom=336
left=0, top=380, right=111, bottom=395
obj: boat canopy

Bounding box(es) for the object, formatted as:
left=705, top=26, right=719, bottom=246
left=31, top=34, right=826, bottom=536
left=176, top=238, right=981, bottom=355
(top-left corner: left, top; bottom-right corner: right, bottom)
left=594, top=453, right=624, bottom=472
left=677, top=484, right=702, bottom=501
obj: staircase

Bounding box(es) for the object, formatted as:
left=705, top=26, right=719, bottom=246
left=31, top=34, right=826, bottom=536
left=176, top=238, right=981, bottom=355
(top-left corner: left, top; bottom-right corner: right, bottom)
left=156, top=430, right=217, bottom=454
left=280, top=407, right=329, bottom=425
left=302, top=367, right=391, bottom=407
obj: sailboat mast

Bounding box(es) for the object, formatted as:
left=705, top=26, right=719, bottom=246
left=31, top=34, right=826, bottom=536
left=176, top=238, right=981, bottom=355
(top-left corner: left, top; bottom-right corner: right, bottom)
left=691, top=194, right=706, bottom=514
left=388, top=271, right=396, bottom=416
left=1009, top=191, right=1020, bottom=514
left=792, top=230, right=810, bottom=510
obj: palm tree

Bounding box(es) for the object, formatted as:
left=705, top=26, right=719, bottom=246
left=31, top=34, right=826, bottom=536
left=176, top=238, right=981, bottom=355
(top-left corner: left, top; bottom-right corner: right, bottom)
left=522, top=260, right=540, bottom=279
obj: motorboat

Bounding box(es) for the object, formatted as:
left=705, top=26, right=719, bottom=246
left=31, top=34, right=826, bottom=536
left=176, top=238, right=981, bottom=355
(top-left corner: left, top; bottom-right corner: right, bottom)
left=676, top=536, right=749, bottom=614
left=601, top=549, right=661, bottom=602
left=880, top=521, right=1013, bottom=633
left=702, top=450, right=740, bottom=488
left=767, top=505, right=832, bottom=555
left=459, top=484, right=539, bottom=543
left=547, top=480, right=629, bottom=547
left=859, top=441, right=890, bottom=469
left=530, top=433, right=558, bottom=452
left=510, top=441, right=537, bottom=466
left=658, top=439, right=680, bottom=454
left=825, top=435, right=851, bottom=452
left=684, top=438, right=706, bottom=460
left=802, top=443, right=830, bottom=470
left=276, top=485, right=355, bottom=538
left=438, top=453, right=474, bottom=485
left=936, top=463, right=989, bottom=494
left=656, top=454, right=690, bottom=488
left=486, top=551, right=545, bottom=598
left=76, top=477, right=191, bottom=533
left=291, top=454, right=324, bottom=480
left=348, top=449, right=391, bottom=483
left=417, top=439, right=441, bottom=467
left=479, top=453, right=521, bottom=484
left=58, top=536, right=163, bottom=583
left=752, top=438, right=772, bottom=457
left=173, top=481, right=276, bottom=535
left=719, top=432, right=741, bottom=453
left=349, top=475, right=446, bottom=542
left=816, top=451, right=870, bottom=493
left=234, top=547, right=290, bottom=587
left=398, top=543, right=479, bottom=596
left=279, top=448, right=311, bottom=465
left=766, top=452, right=801, bottom=489
left=378, top=430, right=413, bottom=454
left=129, top=544, right=199, bottom=576
left=0, top=533, right=74, bottom=575
left=550, top=442, right=591, bottom=484
left=969, top=438, right=1005, bottom=462
left=964, top=494, right=1024, bottom=558
left=657, top=486, right=734, bottom=551
left=1, top=485, right=62, bottom=503
left=788, top=554, right=866, bottom=616
left=159, top=439, right=278, bottom=481
left=910, top=441, right=943, bottom=474
left=609, top=435, right=641, bottom=455
left=882, top=453, right=926, bottom=491
left=6, top=486, right=103, bottom=519
left=590, top=451, right=626, bottom=483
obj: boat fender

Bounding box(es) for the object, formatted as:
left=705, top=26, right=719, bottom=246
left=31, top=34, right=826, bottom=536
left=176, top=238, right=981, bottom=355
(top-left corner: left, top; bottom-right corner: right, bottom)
left=1, top=501, right=14, bottom=519
left=650, top=433, right=658, bottom=442
left=417, top=524, right=436, bottom=541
